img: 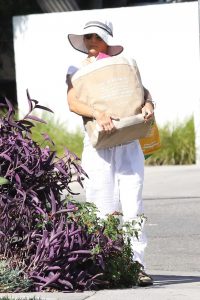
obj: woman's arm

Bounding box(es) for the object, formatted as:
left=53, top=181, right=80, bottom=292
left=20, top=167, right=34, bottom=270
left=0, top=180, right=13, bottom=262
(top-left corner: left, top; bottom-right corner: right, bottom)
left=142, top=87, right=154, bottom=121
left=135, top=62, right=154, bottom=121
left=66, top=75, right=115, bottom=132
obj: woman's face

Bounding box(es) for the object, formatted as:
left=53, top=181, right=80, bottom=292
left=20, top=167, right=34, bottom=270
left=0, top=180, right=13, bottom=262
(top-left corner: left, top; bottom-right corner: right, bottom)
left=83, top=33, right=108, bottom=57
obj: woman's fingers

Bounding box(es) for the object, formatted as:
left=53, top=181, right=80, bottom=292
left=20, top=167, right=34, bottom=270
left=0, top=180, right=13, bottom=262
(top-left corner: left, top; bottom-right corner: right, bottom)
left=142, top=107, right=154, bottom=121
left=95, top=110, right=117, bottom=133
left=103, top=122, right=115, bottom=133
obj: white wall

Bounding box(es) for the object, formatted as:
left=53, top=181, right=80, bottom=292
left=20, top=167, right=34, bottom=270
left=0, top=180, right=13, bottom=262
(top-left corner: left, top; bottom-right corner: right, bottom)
left=13, top=2, right=199, bottom=132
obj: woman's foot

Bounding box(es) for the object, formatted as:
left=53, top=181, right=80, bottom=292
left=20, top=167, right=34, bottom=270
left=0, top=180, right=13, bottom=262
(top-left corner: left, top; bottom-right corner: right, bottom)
left=137, top=269, right=154, bottom=287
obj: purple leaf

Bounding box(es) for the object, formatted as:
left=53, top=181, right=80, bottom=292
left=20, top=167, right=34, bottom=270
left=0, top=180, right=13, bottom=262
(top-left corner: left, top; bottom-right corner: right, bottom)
left=58, top=279, right=73, bottom=289
left=19, top=119, right=35, bottom=127
left=41, top=133, right=55, bottom=146
left=19, top=165, right=33, bottom=174
left=42, top=273, right=60, bottom=287
left=49, top=189, right=56, bottom=215
left=54, top=164, right=69, bottom=176
left=69, top=250, right=91, bottom=255
left=25, top=115, right=47, bottom=124
left=49, top=230, right=64, bottom=243
left=49, top=246, right=55, bottom=259
left=46, top=266, right=61, bottom=271
left=68, top=228, right=82, bottom=237
left=53, top=208, right=78, bottom=216
left=35, top=104, right=54, bottom=113
left=15, top=173, right=21, bottom=187
left=68, top=254, right=78, bottom=262
left=31, top=275, right=48, bottom=283
left=5, top=97, right=15, bottom=121
left=0, top=153, right=12, bottom=162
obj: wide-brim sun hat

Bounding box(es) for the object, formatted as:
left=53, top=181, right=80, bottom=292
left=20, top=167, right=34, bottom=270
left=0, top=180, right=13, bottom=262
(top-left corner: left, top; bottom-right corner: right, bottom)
left=68, top=20, right=123, bottom=56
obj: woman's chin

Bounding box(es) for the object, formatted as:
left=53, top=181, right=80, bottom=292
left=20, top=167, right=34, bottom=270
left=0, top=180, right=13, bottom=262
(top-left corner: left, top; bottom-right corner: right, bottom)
left=88, top=49, right=99, bottom=57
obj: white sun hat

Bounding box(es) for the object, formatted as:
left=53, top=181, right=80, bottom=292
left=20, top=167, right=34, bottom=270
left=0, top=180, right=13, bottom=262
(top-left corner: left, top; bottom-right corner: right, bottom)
left=68, top=20, right=123, bottom=56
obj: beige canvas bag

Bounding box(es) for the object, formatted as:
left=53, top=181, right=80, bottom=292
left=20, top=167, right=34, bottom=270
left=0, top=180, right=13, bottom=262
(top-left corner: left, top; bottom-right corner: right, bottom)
left=71, top=56, right=153, bottom=149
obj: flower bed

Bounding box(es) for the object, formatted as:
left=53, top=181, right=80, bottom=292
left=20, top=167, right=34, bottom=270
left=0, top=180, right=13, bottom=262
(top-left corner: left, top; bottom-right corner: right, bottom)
left=0, top=91, right=143, bottom=292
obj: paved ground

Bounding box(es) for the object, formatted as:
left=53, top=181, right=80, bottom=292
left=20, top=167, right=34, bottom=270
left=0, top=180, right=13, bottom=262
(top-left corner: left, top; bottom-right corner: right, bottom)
left=143, top=165, right=200, bottom=273
left=1, top=272, right=200, bottom=300
left=1, top=165, right=200, bottom=299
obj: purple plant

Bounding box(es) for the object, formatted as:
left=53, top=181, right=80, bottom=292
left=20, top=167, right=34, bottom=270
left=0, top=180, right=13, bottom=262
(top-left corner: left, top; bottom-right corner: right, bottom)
left=0, top=91, right=124, bottom=291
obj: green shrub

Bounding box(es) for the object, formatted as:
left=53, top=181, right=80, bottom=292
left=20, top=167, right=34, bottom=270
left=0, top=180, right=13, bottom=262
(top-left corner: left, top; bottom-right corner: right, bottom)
left=145, top=117, right=195, bottom=165
left=67, top=201, right=143, bottom=288
left=0, top=260, right=32, bottom=292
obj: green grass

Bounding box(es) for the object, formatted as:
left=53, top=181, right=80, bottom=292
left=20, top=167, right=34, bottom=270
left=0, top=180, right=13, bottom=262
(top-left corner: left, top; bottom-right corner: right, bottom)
left=31, top=114, right=84, bottom=159
left=145, top=116, right=195, bottom=165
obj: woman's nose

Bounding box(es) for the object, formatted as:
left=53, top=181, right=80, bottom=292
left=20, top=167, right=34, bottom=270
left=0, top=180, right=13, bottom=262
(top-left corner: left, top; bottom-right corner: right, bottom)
left=91, top=35, right=97, bottom=42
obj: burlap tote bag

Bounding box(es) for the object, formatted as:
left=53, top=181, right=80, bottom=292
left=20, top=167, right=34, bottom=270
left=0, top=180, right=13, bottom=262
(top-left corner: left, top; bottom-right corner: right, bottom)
left=71, top=56, right=154, bottom=149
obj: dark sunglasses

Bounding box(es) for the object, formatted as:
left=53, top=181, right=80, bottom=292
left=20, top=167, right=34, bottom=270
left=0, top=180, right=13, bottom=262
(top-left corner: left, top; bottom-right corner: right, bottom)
left=84, top=34, right=103, bottom=41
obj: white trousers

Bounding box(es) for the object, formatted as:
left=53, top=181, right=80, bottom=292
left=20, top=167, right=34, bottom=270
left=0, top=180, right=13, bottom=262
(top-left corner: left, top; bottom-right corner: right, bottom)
left=81, top=139, right=147, bottom=266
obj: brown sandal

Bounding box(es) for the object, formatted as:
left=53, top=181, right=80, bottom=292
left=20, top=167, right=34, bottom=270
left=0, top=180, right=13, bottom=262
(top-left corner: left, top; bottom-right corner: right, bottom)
left=137, top=270, right=154, bottom=287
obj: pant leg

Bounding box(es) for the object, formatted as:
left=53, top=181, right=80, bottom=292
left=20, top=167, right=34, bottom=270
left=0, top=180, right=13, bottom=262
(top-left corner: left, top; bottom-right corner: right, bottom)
left=115, top=140, right=147, bottom=266
left=81, top=142, right=121, bottom=218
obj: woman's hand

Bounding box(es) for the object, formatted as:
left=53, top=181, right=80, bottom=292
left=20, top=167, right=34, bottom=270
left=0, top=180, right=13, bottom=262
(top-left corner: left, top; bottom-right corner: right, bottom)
left=93, top=110, right=116, bottom=134
left=141, top=102, right=154, bottom=122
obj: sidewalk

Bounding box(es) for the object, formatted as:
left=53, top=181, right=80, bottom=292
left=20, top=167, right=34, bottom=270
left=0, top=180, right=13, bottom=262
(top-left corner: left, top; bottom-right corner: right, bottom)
left=1, top=165, right=200, bottom=299
left=1, top=270, right=200, bottom=300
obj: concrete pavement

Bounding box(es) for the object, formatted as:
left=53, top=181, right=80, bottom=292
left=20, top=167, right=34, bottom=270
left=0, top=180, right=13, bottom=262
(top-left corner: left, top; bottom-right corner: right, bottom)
left=143, top=164, right=200, bottom=199
left=1, top=271, right=200, bottom=300
left=143, top=165, right=200, bottom=274
left=1, top=165, right=200, bottom=299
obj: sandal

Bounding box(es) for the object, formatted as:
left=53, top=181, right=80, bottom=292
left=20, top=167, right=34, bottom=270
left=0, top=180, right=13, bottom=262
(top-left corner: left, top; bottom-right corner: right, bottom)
left=137, top=270, right=154, bottom=287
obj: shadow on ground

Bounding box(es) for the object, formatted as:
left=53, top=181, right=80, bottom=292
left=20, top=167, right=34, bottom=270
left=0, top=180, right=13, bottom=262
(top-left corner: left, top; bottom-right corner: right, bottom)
left=152, top=274, right=200, bottom=287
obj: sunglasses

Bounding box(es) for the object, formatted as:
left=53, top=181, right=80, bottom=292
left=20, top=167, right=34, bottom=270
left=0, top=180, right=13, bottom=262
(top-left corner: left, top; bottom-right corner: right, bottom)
left=84, top=34, right=103, bottom=41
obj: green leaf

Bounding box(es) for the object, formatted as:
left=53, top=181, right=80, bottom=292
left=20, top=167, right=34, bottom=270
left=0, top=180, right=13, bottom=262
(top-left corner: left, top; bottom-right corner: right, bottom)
left=0, top=177, right=10, bottom=185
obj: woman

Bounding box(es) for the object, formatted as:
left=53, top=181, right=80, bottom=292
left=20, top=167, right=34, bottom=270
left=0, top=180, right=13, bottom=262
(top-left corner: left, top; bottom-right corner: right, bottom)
left=66, top=20, right=154, bottom=286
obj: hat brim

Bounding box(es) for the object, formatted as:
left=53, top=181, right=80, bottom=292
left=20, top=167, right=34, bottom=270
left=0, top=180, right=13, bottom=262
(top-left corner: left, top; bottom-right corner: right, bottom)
left=68, top=27, right=123, bottom=56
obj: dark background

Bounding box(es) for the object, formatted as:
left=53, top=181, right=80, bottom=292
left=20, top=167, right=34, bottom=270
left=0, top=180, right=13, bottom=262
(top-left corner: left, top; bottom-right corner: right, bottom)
left=0, top=0, right=196, bottom=106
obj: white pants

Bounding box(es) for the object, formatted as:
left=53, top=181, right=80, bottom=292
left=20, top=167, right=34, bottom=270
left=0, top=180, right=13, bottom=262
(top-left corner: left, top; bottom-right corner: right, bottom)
left=81, top=139, right=147, bottom=266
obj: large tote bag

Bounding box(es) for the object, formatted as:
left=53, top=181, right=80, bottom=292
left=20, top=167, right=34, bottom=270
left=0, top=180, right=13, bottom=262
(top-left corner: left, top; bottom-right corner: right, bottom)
left=71, top=56, right=154, bottom=149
